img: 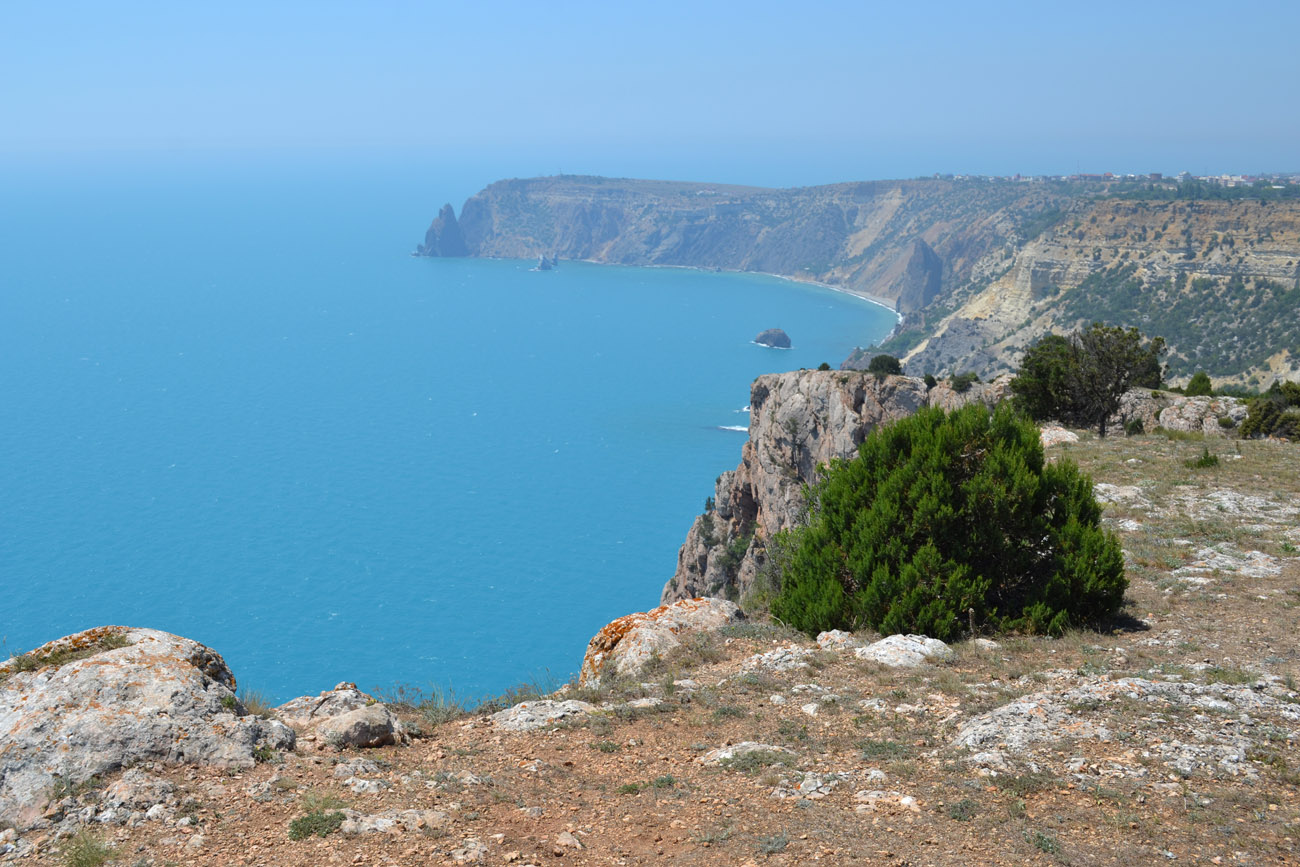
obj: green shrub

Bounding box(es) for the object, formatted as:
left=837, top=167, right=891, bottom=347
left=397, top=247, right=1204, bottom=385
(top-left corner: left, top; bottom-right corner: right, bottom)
left=60, top=830, right=116, bottom=867
left=867, top=354, right=903, bottom=377
left=1239, top=381, right=1300, bottom=438
left=950, top=371, right=980, bottom=393
left=817, top=362, right=831, bottom=371
left=288, top=810, right=345, bottom=840
left=1124, top=418, right=1145, bottom=436
left=771, top=404, right=1125, bottom=640
left=1185, top=371, right=1213, bottom=396
left=1185, top=447, right=1219, bottom=469
left=923, top=373, right=938, bottom=390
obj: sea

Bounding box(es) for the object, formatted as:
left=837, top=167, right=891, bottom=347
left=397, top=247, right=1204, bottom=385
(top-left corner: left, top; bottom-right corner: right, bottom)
left=0, top=155, right=896, bottom=703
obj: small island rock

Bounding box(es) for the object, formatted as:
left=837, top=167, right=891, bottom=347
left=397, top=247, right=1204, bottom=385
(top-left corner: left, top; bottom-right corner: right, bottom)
left=754, top=328, right=792, bottom=348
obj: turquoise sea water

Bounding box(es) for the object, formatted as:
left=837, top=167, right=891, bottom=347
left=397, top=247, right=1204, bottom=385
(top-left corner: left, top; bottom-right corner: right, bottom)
left=0, top=157, right=896, bottom=702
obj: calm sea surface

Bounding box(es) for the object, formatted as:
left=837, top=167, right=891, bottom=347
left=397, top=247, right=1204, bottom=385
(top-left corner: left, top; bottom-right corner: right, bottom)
left=0, top=157, right=896, bottom=701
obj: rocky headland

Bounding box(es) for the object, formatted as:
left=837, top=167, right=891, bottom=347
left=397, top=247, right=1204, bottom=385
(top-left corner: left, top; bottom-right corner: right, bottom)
left=418, top=176, right=1300, bottom=387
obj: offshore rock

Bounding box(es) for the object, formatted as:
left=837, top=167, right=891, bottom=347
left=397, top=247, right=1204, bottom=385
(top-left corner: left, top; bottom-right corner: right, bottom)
left=0, top=627, right=294, bottom=830
left=276, top=682, right=405, bottom=749
left=663, top=368, right=1006, bottom=604
left=579, top=598, right=742, bottom=686
left=754, top=328, right=792, bottom=348
left=416, top=203, right=469, bottom=257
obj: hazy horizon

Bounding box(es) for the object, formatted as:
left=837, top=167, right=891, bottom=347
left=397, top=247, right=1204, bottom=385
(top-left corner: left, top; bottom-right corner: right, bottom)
left=4, top=1, right=1297, bottom=189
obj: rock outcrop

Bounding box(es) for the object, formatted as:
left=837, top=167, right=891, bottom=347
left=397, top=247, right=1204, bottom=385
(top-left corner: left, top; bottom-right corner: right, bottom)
left=578, top=598, right=742, bottom=686
left=754, top=328, right=791, bottom=348
left=661, top=369, right=1008, bottom=604
left=1112, top=389, right=1247, bottom=436
left=0, top=627, right=294, bottom=830
left=416, top=203, right=468, bottom=257
left=275, top=682, right=405, bottom=749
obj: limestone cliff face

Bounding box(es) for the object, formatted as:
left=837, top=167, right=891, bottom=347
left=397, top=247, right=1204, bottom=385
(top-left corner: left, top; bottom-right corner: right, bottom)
left=419, top=176, right=1067, bottom=314
left=661, top=370, right=1010, bottom=605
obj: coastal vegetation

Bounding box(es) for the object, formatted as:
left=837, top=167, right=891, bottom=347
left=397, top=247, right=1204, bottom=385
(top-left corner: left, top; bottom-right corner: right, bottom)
left=1240, top=379, right=1300, bottom=439
left=1012, top=324, right=1165, bottom=436
left=771, top=404, right=1125, bottom=640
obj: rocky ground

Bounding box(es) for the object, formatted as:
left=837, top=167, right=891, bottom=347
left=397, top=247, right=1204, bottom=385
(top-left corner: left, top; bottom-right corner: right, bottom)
left=3, top=431, right=1299, bottom=866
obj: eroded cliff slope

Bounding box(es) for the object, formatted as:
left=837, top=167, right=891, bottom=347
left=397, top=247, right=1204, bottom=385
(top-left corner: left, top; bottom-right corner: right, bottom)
left=418, top=175, right=1069, bottom=315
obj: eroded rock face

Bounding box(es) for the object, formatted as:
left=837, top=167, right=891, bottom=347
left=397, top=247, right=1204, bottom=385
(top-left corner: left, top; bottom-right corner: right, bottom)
left=578, top=598, right=742, bottom=686
left=0, top=627, right=294, bottom=830
left=663, top=369, right=1008, bottom=604
left=275, top=682, right=404, bottom=749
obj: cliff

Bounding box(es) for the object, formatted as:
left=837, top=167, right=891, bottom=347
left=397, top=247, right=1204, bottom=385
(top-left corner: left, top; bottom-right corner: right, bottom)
left=661, top=369, right=1012, bottom=605
left=661, top=369, right=1251, bottom=608
left=418, top=175, right=1069, bottom=315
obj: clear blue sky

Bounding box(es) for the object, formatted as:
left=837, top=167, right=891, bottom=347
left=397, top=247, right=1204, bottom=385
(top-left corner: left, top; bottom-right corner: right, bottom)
left=3, top=0, right=1297, bottom=184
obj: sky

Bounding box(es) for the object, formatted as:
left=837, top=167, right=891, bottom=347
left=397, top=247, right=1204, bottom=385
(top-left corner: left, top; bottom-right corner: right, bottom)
left=3, top=0, right=1298, bottom=186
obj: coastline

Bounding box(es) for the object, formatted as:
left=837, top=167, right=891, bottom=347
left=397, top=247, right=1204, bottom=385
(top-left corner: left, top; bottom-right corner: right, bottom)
left=446, top=254, right=903, bottom=323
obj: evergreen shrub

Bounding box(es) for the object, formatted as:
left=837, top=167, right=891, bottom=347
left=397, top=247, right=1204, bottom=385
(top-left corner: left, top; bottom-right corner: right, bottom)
left=771, top=404, right=1125, bottom=640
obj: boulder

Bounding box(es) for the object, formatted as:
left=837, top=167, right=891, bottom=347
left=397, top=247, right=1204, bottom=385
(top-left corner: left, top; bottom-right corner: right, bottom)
left=578, top=598, right=742, bottom=685
left=699, top=742, right=795, bottom=766
left=754, top=328, right=792, bottom=348
left=489, top=700, right=594, bottom=732
left=0, top=626, right=294, bottom=830
left=854, top=634, right=953, bottom=668
left=275, top=682, right=404, bottom=749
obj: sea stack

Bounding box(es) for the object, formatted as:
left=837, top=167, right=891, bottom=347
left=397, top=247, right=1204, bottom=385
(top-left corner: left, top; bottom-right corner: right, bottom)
left=754, top=328, right=791, bottom=348
left=416, top=204, right=469, bottom=257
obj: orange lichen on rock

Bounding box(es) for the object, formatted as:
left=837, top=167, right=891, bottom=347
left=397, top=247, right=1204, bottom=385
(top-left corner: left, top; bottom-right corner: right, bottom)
left=578, top=598, right=741, bottom=685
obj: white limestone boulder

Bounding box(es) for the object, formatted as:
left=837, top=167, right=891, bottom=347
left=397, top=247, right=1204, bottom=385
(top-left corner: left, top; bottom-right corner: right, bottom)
left=0, top=626, right=294, bottom=830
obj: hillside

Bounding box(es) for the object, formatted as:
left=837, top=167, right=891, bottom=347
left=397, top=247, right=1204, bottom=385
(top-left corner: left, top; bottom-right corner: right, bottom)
left=4, top=429, right=1298, bottom=866
left=902, top=197, right=1300, bottom=386
left=418, top=177, right=1300, bottom=386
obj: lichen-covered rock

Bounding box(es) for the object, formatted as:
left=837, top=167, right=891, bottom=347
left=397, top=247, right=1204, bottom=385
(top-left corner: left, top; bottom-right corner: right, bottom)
left=339, top=808, right=449, bottom=835
left=699, top=742, right=796, bottom=766
left=275, top=682, right=404, bottom=748
left=0, top=626, right=294, bottom=830
left=489, top=700, right=594, bottom=732
left=1039, top=425, right=1079, bottom=447
left=101, top=770, right=176, bottom=811
left=579, top=598, right=742, bottom=685
left=816, top=629, right=856, bottom=651
left=853, top=634, right=952, bottom=668
left=741, top=645, right=814, bottom=672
